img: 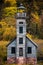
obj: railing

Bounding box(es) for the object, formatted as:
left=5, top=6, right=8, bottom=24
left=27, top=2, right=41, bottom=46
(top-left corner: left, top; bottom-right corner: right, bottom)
left=17, top=13, right=26, bottom=17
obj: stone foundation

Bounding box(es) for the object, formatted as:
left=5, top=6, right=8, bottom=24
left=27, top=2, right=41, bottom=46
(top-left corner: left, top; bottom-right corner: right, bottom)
left=7, top=57, right=37, bottom=65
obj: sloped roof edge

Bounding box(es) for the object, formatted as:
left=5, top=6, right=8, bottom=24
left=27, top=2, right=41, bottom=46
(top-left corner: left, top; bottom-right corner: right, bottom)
left=6, top=37, right=16, bottom=47
left=26, top=36, right=38, bottom=48
left=6, top=36, right=38, bottom=48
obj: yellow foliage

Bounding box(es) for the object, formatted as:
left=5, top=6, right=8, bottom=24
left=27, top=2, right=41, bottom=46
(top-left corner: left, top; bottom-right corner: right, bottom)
left=0, top=18, right=16, bottom=40
left=18, top=9, right=25, bottom=13
left=0, top=41, right=9, bottom=46
left=1, top=17, right=16, bottom=27
left=0, top=22, right=7, bottom=26
left=26, top=33, right=32, bottom=39
left=5, top=0, right=16, bottom=5
left=4, top=7, right=17, bottom=16
left=33, top=0, right=39, bottom=10
left=31, top=12, right=40, bottom=22
left=5, top=0, right=16, bottom=3
left=4, top=7, right=17, bottom=11
left=31, top=12, right=41, bottom=31
left=5, top=17, right=16, bottom=26
left=3, top=27, right=16, bottom=40
left=4, top=27, right=16, bottom=35
left=0, top=22, right=7, bottom=28
left=3, top=0, right=17, bottom=17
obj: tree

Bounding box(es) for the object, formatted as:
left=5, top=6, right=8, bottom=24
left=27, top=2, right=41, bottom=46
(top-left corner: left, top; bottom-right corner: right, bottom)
left=0, top=0, right=17, bottom=19
left=39, top=10, right=43, bottom=39
left=5, top=0, right=16, bottom=6
left=3, top=27, right=16, bottom=40
left=0, top=0, right=5, bottom=19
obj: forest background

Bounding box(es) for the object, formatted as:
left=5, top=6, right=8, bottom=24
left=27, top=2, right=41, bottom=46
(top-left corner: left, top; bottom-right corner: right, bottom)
left=0, top=0, right=43, bottom=65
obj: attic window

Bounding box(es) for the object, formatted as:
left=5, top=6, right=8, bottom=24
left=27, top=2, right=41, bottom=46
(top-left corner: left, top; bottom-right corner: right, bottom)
left=27, top=47, right=32, bottom=54
left=11, top=47, right=15, bottom=54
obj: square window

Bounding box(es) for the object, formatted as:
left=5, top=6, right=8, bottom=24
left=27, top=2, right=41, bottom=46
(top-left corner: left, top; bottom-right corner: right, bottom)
left=11, top=47, right=15, bottom=54
left=27, top=47, right=32, bottom=54
left=19, top=48, right=23, bottom=56
left=19, top=38, right=23, bottom=44
left=19, top=27, right=23, bottom=33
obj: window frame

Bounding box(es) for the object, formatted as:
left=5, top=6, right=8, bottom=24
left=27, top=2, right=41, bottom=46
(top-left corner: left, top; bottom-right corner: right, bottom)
left=27, top=47, right=32, bottom=54
left=19, top=48, right=23, bottom=56
left=11, top=47, right=15, bottom=54
left=19, top=26, right=23, bottom=33
left=19, top=38, right=23, bottom=44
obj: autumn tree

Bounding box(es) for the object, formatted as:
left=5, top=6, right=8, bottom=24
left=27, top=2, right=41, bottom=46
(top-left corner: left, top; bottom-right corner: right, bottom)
left=0, top=0, right=17, bottom=19
left=0, top=0, right=5, bottom=19
left=3, top=27, right=16, bottom=40
left=39, top=10, right=43, bottom=39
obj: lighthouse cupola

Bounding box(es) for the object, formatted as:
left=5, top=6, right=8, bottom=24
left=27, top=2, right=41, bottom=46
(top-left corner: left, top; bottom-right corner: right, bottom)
left=16, top=3, right=26, bottom=18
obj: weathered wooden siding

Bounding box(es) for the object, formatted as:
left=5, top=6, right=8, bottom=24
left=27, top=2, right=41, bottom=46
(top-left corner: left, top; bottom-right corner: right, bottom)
left=16, top=19, right=26, bottom=35
left=7, top=15, right=37, bottom=59
left=16, top=19, right=26, bottom=58
left=7, top=39, right=16, bottom=58
left=26, top=38, right=37, bottom=58
left=7, top=37, right=37, bottom=58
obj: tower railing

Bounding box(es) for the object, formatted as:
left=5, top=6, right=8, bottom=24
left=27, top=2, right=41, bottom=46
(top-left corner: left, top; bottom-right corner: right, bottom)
left=16, top=13, right=26, bottom=17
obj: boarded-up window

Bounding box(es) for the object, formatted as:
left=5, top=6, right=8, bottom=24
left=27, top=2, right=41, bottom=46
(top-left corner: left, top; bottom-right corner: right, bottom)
left=19, top=48, right=23, bottom=56
left=27, top=47, right=32, bottom=54
left=11, top=47, right=15, bottom=54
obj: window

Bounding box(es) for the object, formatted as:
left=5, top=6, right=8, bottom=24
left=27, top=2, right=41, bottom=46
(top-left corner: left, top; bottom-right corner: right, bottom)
left=19, top=22, right=23, bottom=24
left=27, top=47, right=32, bottom=54
left=19, top=48, right=23, bottom=56
left=19, top=27, right=23, bottom=33
left=19, top=38, right=23, bottom=44
left=11, top=47, right=15, bottom=54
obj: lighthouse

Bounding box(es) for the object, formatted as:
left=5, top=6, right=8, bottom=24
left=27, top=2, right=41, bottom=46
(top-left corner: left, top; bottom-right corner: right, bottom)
left=16, top=4, right=26, bottom=58
left=7, top=4, right=38, bottom=65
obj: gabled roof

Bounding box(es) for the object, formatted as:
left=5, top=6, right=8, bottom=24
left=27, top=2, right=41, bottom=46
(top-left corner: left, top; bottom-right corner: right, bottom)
left=6, top=36, right=38, bottom=48
left=6, top=37, right=16, bottom=47
left=26, top=36, right=38, bottom=48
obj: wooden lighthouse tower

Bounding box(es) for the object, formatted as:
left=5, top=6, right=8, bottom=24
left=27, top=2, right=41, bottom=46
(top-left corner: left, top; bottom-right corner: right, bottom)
left=16, top=4, right=26, bottom=62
